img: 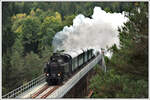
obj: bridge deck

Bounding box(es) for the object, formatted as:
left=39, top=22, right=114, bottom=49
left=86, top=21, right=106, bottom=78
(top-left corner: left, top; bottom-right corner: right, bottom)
left=47, top=54, right=102, bottom=98
left=16, top=82, right=47, bottom=98
left=12, top=54, right=102, bottom=98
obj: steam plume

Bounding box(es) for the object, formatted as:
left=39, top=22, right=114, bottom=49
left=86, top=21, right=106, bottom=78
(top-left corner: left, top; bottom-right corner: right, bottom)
left=52, top=7, right=128, bottom=52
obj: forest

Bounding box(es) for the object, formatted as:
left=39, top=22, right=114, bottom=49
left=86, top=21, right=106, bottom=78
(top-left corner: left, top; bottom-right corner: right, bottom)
left=2, top=2, right=148, bottom=98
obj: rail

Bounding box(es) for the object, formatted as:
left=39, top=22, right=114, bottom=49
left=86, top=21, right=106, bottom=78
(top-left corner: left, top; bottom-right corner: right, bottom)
left=48, top=54, right=103, bottom=98
left=2, top=74, right=45, bottom=98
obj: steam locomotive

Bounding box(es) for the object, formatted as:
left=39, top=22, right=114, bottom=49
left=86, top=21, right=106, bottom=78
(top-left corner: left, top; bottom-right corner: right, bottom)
left=44, top=49, right=98, bottom=85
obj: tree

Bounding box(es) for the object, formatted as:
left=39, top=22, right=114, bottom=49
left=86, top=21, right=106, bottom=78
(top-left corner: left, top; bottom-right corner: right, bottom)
left=23, top=52, right=43, bottom=80
left=90, top=69, right=148, bottom=98
left=4, top=2, right=147, bottom=96
left=63, top=15, right=76, bottom=26
left=90, top=2, right=148, bottom=98
left=12, top=14, right=41, bottom=54
left=39, top=12, right=62, bottom=50
left=110, top=2, right=148, bottom=79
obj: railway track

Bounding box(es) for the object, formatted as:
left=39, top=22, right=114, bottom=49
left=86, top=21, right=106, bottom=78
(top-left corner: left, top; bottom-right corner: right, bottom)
left=30, top=84, right=59, bottom=99
left=29, top=56, right=98, bottom=99
left=40, top=86, right=59, bottom=98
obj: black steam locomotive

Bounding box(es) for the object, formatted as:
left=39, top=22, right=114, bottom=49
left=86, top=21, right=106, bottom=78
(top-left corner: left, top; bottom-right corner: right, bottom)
left=44, top=49, right=97, bottom=85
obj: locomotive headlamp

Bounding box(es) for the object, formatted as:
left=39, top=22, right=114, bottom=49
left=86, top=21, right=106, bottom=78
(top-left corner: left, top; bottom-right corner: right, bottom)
left=58, top=73, right=61, bottom=76
left=46, top=73, right=49, bottom=76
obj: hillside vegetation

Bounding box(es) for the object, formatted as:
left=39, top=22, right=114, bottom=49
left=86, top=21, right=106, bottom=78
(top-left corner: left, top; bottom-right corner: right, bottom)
left=2, top=2, right=148, bottom=97
left=90, top=2, right=148, bottom=98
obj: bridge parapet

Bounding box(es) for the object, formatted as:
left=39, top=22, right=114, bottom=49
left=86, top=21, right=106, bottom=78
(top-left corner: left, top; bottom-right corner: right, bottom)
left=2, top=74, right=45, bottom=98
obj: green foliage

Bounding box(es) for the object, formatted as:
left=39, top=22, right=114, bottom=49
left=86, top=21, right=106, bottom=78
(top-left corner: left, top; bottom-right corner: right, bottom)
left=2, top=2, right=148, bottom=97
left=2, top=51, right=12, bottom=95
left=90, top=69, right=148, bottom=98
left=3, top=3, right=68, bottom=94
left=3, top=38, right=44, bottom=92
left=11, top=9, right=63, bottom=54
left=40, top=46, right=53, bottom=63
left=23, top=52, right=43, bottom=80
left=110, top=2, right=148, bottom=79
left=90, top=2, right=148, bottom=98
left=63, top=15, right=76, bottom=26
left=11, top=39, right=24, bottom=71
left=104, top=7, right=111, bottom=13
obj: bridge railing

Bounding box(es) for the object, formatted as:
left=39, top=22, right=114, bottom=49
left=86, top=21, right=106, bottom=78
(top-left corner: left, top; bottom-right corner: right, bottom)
left=2, top=74, right=45, bottom=98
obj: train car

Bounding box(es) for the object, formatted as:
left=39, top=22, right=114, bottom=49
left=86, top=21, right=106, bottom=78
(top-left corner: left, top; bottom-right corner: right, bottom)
left=44, top=48, right=96, bottom=85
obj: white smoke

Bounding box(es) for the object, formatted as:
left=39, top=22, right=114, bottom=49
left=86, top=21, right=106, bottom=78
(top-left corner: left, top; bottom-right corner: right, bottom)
left=52, top=7, right=128, bottom=52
